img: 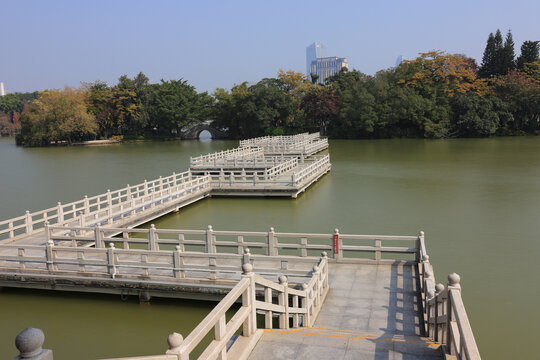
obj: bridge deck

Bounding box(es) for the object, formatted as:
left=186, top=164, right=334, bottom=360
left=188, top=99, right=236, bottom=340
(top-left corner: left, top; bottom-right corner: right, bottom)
left=248, top=263, right=444, bottom=360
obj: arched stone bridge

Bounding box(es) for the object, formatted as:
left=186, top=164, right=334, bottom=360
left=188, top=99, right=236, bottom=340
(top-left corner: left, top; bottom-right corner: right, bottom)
left=181, top=123, right=229, bottom=140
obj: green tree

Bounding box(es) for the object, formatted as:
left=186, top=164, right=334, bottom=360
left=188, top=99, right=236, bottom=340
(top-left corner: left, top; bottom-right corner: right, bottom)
left=479, top=32, right=497, bottom=78
left=500, top=30, right=516, bottom=74
left=17, top=88, right=97, bottom=146
left=517, top=41, right=540, bottom=70
left=149, top=79, right=212, bottom=135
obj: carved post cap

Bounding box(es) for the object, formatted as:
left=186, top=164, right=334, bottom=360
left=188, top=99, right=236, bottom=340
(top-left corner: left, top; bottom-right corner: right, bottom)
left=301, top=283, right=308, bottom=290
left=175, top=245, right=181, bottom=251
left=279, top=275, right=288, bottom=284
left=435, top=283, right=445, bottom=294
left=448, top=273, right=461, bottom=288
left=427, top=289, right=435, bottom=299
left=207, top=225, right=213, bottom=230
left=150, top=224, right=156, bottom=229
left=425, top=269, right=432, bottom=279
left=57, top=202, right=62, bottom=206
left=167, top=332, right=183, bottom=350
left=269, top=227, right=274, bottom=232
left=321, top=251, right=328, bottom=258
left=46, top=240, right=54, bottom=246
left=423, top=254, right=429, bottom=262
left=419, top=231, right=424, bottom=237
left=109, top=243, right=115, bottom=248
left=15, top=327, right=45, bottom=358
left=244, top=248, right=250, bottom=254
left=334, top=228, right=339, bottom=234
left=242, top=263, right=253, bottom=274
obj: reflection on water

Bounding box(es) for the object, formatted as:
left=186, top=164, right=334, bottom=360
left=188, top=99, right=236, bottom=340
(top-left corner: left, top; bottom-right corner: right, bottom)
left=1, top=136, right=539, bottom=359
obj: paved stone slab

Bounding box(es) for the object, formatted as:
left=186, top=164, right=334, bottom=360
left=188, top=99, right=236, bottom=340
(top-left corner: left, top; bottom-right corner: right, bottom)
left=247, top=263, right=444, bottom=360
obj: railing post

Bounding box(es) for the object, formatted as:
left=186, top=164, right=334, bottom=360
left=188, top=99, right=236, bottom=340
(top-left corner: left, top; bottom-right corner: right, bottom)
left=107, top=243, right=116, bottom=278
left=25, top=211, right=33, bottom=234
left=446, top=273, right=461, bottom=354
left=14, top=328, right=53, bottom=360
left=313, top=265, right=321, bottom=307
left=173, top=245, right=185, bottom=279
left=375, top=238, right=382, bottom=261
left=321, top=251, right=329, bottom=288
left=159, top=176, right=163, bottom=192
left=78, top=211, right=85, bottom=228
left=241, top=263, right=257, bottom=336
left=243, top=248, right=251, bottom=265
left=416, top=231, right=425, bottom=262
left=434, top=283, right=445, bottom=342
left=45, top=240, right=55, bottom=272
left=143, top=180, right=149, bottom=195
left=301, top=283, right=311, bottom=327
left=206, top=225, right=215, bottom=253
left=267, top=227, right=277, bottom=256
left=57, top=202, right=64, bottom=224
left=278, top=275, right=289, bottom=329
left=94, top=224, right=104, bottom=248
left=44, top=221, right=50, bottom=242
left=165, top=332, right=184, bottom=358
left=333, top=228, right=342, bottom=261
left=148, top=224, right=158, bottom=251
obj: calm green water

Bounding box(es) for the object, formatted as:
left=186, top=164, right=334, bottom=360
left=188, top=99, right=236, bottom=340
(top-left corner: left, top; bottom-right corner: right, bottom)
left=1, top=136, right=539, bottom=359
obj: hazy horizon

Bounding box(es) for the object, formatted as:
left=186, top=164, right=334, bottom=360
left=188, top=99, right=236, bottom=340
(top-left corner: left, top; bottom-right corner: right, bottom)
left=1, top=0, right=539, bottom=94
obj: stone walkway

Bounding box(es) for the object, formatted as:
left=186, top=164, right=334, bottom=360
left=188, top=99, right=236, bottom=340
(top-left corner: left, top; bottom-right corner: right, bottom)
left=248, top=263, right=444, bottom=360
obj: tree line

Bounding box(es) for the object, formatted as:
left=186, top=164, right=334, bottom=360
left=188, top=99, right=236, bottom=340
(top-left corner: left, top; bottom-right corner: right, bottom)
left=10, top=29, right=540, bottom=146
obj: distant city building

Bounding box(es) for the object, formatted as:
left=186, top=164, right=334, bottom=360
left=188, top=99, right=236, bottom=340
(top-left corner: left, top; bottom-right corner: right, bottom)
left=310, top=57, right=348, bottom=84
left=395, top=55, right=403, bottom=68
left=306, top=42, right=327, bottom=74
left=0, top=82, right=5, bottom=96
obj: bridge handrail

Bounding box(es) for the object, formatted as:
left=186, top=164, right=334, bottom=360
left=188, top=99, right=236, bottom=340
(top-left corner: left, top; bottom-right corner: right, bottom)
left=292, top=155, right=330, bottom=185
left=44, top=225, right=420, bottom=263
left=0, top=170, right=209, bottom=241
left=190, top=147, right=263, bottom=166
left=101, top=254, right=329, bottom=360
left=190, top=155, right=296, bottom=170
left=417, top=232, right=481, bottom=360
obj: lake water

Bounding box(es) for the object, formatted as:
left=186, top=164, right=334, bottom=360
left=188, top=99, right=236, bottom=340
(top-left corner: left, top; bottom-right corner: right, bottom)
left=0, top=136, right=538, bottom=359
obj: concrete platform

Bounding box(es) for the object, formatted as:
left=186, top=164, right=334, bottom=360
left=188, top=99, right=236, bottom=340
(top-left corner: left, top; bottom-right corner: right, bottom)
left=247, top=263, right=444, bottom=360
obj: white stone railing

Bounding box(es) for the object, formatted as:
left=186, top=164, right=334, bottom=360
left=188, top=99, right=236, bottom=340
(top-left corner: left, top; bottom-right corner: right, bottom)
left=43, top=224, right=420, bottom=263
left=417, top=233, right=481, bottom=359
left=0, top=171, right=211, bottom=242
left=292, top=155, right=330, bottom=185
left=239, top=133, right=313, bottom=147
left=100, top=255, right=329, bottom=360
left=190, top=147, right=263, bottom=167
left=190, top=155, right=296, bottom=170
left=0, top=240, right=322, bottom=286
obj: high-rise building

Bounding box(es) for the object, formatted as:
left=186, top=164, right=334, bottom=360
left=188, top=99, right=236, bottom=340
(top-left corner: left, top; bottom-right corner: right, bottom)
left=395, top=55, right=403, bottom=68
left=0, top=82, right=5, bottom=96
left=310, top=57, right=348, bottom=84
left=306, top=43, right=327, bottom=74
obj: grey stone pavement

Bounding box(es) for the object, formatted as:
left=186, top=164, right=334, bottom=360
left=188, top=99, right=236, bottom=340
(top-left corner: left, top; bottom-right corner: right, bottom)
left=248, top=263, right=444, bottom=360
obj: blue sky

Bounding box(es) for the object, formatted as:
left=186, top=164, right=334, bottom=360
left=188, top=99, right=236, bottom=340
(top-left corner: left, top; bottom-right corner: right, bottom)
left=1, top=0, right=539, bottom=93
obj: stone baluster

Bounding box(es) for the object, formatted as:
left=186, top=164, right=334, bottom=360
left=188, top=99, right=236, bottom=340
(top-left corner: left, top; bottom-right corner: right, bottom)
left=241, top=263, right=257, bottom=336
left=14, top=328, right=53, bottom=360
left=434, top=283, right=445, bottom=341
left=94, top=224, right=104, bottom=248
left=57, top=202, right=64, bottom=223
left=267, top=227, right=277, bottom=256
left=45, top=240, right=55, bottom=272
left=206, top=225, right=215, bottom=253
left=165, top=332, right=184, bottom=357
left=278, top=275, right=289, bottom=329
left=107, top=243, right=116, bottom=278
left=148, top=224, right=158, bottom=251
left=446, top=273, right=461, bottom=354
left=25, top=211, right=33, bottom=234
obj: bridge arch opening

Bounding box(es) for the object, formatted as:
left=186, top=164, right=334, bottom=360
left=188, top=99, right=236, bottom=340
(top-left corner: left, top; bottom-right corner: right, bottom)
left=198, top=130, right=212, bottom=141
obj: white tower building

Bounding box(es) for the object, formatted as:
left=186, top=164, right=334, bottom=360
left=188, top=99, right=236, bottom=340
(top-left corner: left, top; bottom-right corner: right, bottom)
left=0, top=82, right=5, bottom=96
